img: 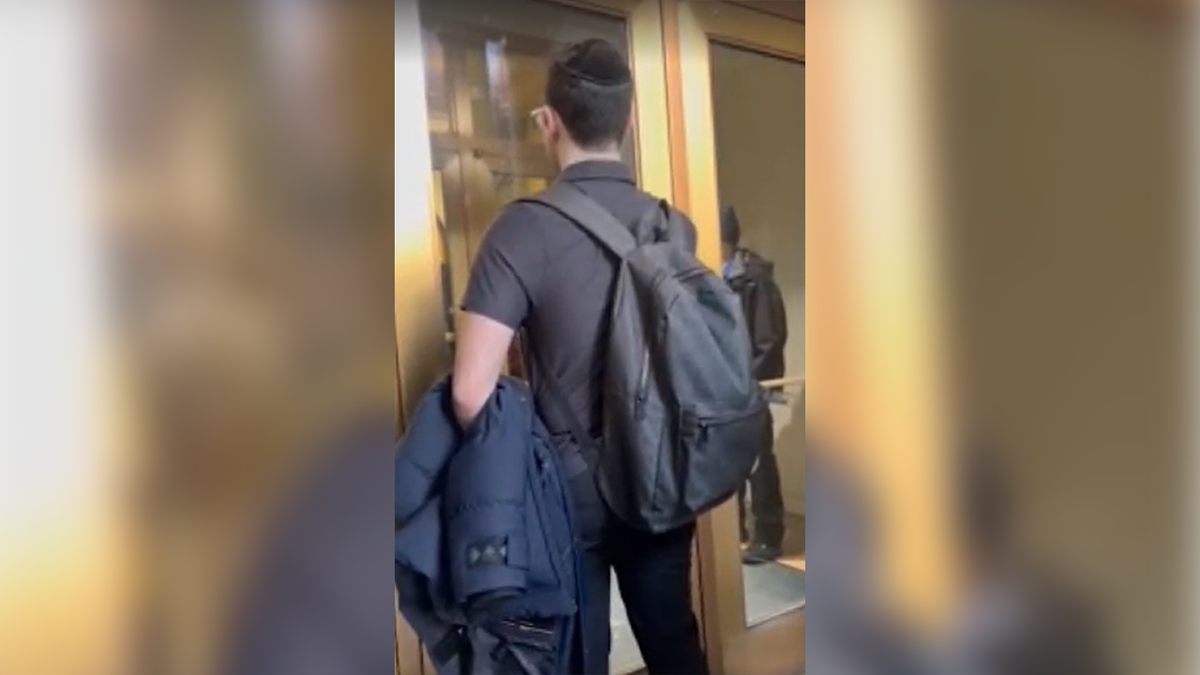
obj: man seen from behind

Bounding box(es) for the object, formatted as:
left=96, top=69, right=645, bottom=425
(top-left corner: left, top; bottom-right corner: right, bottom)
left=450, top=39, right=709, bottom=675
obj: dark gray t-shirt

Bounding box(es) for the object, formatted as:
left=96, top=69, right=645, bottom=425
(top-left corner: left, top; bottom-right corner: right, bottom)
left=462, top=160, right=696, bottom=435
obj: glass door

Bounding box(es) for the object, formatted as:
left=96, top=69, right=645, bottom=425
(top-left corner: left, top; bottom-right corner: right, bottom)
left=669, top=3, right=806, bottom=674
left=396, top=0, right=674, bottom=672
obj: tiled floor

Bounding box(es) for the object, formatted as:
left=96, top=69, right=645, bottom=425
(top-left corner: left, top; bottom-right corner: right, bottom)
left=745, top=512, right=807, bottom=625
left=745, top=561, right=806, bottom=625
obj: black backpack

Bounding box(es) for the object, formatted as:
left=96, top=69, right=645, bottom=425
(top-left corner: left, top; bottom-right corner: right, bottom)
left=524, top=182, right=770, bottom=534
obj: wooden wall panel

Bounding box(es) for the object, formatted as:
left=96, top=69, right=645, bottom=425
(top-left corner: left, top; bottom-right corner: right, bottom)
left=725, top=1, right=805, bottom=24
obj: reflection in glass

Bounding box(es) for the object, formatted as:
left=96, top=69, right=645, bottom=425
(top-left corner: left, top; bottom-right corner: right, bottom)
left=419, top=0, right=635, bottom=346
left=417, top=1, right=641, bottom=671
left=709, top=40, right=807, bottom=627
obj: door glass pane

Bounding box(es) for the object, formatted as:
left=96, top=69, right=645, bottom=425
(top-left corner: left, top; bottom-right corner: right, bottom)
left=420, top=0, right=636, bottom=356
left=417, top=1, right=643, bottom=672
left=708, top=40, right=807, bottom=627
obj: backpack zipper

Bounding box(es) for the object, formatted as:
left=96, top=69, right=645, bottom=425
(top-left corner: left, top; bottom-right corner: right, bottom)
left=696, top=400, right=768, bottom=442
left=634, top=347, right=651, bottom=420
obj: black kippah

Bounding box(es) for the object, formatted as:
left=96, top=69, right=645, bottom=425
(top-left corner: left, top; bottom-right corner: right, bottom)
left=553, top=38, right=631, bottom=86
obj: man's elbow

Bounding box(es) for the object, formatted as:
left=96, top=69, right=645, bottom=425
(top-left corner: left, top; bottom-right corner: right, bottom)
left=451, top=377, right=492, bottom=426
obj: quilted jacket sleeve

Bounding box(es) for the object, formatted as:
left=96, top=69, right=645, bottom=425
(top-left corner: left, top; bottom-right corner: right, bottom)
left=395, top=381, right=459, bottom=526
left=443, top=379, right=532, bottom=607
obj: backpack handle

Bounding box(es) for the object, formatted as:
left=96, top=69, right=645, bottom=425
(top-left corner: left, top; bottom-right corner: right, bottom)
left=522, top=182, right=638, bottom=258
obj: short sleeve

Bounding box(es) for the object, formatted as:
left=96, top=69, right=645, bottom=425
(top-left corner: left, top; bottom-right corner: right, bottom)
left=461, top=203, right=545, bottom=329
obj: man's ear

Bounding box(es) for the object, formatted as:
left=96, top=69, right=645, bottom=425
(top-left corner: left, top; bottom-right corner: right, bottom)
left=547, top=107, right=567, bottom=139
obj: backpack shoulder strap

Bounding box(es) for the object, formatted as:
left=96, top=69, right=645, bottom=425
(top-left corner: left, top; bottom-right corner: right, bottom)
left=528, top=345, right=601, bottom=475
left=521, top=182, right=638, bottom=258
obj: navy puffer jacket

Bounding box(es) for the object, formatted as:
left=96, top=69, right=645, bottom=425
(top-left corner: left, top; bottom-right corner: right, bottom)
left=395, top=377, right=580, bottom=674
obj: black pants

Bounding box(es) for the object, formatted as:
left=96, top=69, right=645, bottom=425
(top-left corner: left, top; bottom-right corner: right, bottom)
left=566, top=453, right=709, bottom=675
left=738, top=425, right=786, bottom=548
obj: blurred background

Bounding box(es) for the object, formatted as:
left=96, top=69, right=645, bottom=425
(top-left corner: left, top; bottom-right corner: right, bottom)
left=808, top=2, right=1186, bottom=673
left=0, top=0, right=1192, bottom=674
left=3, top=1, right=395, bottom=674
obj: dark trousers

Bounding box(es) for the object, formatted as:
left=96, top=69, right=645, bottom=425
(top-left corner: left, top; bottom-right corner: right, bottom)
left=737, top=427, right=786, bottom=547
left=566, top=457, right=709, bottom=675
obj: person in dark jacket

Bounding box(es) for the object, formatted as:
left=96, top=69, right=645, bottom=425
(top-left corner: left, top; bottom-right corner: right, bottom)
left=721, top=206, right=789, bottom=564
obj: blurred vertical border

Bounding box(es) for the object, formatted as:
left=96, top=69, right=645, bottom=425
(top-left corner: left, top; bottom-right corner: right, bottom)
left=3, top=1, right=397, bottom=674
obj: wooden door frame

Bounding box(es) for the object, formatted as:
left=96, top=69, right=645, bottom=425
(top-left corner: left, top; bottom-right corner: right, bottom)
left=395, top=4, right=441, bottom=672
left=663, top=3, right=805, bottom=674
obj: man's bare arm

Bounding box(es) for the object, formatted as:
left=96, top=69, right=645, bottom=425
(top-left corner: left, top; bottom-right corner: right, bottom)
left=451, top=311, right=516, bottom=426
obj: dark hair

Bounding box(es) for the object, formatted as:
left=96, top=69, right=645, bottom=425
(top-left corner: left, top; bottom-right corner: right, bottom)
left=546, top=38, right=633, bottom=150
